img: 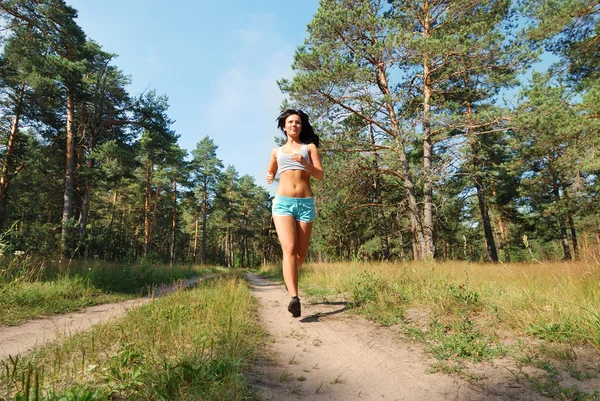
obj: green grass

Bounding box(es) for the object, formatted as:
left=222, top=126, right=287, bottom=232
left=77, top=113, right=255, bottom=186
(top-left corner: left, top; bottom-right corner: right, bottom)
left=0, top=276, right=131, bottom=326
left=406, top=316, right=506, bottom=362
left=0, top=258, right=222, bottom=326
left=516, top=347, right=600, bottom=400
left=0, top=258, right=223, bottom=325
left=2, top=272, right=265, bottom=401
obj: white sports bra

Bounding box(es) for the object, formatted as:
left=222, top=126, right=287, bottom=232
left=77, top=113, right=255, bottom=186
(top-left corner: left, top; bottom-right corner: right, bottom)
left=277, top=144, right=309, bottom=174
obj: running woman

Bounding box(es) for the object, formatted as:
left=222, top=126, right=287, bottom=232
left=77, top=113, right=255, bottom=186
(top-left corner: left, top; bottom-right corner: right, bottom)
left=265, top=109, right=323, bottom=317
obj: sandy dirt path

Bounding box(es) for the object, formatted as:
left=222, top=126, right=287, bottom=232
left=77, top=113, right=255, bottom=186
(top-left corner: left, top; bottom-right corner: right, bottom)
left=0, top=277, right=204, bottom=360
left=245, top=273, right=550, bottom=401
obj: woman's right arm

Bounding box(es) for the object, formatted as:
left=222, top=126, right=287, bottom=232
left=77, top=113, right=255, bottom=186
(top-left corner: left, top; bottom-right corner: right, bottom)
left=266, top=148, right=278, bottom=184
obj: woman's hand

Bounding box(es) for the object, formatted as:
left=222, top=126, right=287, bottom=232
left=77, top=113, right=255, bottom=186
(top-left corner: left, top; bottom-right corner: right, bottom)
left=290, top=153, right=305, bottom=165
left=266, top=148, right=278, bottom=184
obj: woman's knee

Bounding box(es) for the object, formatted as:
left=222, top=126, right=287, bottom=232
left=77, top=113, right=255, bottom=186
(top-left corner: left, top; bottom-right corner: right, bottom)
left=296, top=252, right=307, bottom=265
left=281, top=244, right=296, bottom=257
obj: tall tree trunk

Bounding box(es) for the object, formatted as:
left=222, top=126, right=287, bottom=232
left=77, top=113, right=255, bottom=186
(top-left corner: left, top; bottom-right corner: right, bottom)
left=563, top=187, right=579, bottom=260
left=369, top=125, right=390, bottom=260
left=78, top=178, right=92, bottom=249
left=375, top=196, right=389, bottom=260
left=422, top=11, right=435, bottom=259
left=170, top=179, right=177, bottom=264
left=247, top=236, right=251, bottom=266
left=398, top=229, right=405, bottom=260
left=374, top=62, right=425, bottom=260
left=261, top=221, right=268, bottom=265
left=77, top=102, right=91, bottom=249
left=474, top=172, right=498, bottom=262
left=108, top=188, right=118, bottom=230
left=244, top=213, right=249, bottom=266
left=497, top=214, right=511, bottom=262
left=230, top=229, right=234, bottom=268
left=78, top=152, right=94, bottom=250
left=150, top=186, right=160, bottom=252
left=74, top=100, right=87, bottom=225
left=551, top=170, right=571, bottom=260
left=0, top=81, right=26, bottom=226
left=143, top=162, right=152, bottom=257
left=225, top=225, right=231, bottom=268
left=193, top=213, right=199, bottom=263
left=135, top=209, right=143, bottom=258
left=491, top=182, right=511, bottom=262
left=462, top=65, right=499, bottom=262
left=567, top=211, right=579, bottom=260
left=240, top=213, right=246, bottom=268
left=201, top=184, right=208, bottom=264
left=61, top=93, right=76, bottom=259
left=467, top=107, right=498, bottom=262
left=226, top=189, right=234, bottom=267
left=241, top=207, right=247, bottom=267
left=225, top=195, right=231, bottom=268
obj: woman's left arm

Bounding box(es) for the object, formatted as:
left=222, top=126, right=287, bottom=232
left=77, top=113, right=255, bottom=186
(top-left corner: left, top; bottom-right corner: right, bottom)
left=302, top=144, right=324, bottom=180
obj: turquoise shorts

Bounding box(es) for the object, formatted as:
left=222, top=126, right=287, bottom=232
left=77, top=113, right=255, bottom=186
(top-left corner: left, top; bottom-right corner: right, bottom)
left=272, top=195, right=316, bottom=223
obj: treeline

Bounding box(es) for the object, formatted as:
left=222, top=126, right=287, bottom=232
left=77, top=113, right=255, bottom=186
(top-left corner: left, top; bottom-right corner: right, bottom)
left=0, top=1, right=599, bottom=266
left=0, top=0, right=277, bottom=266
left=285, top=0, right=600, bottom=263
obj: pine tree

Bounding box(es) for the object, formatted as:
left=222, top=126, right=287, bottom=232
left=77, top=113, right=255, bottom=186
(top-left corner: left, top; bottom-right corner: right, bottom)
left=1, top=0, right=89, bottom=258
left=134, top=90, right=178, bottom=258
left=190, top=136, right=223, bottom=264
left=513, top=73, right=583, bottom=260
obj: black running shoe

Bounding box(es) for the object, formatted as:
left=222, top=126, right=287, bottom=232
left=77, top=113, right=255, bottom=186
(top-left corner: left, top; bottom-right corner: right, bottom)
left=288, top=296, right=301, bottom=317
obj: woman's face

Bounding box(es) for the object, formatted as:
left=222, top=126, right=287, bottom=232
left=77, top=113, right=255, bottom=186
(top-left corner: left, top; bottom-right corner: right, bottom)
left=284, top=114, right=302, bottom=137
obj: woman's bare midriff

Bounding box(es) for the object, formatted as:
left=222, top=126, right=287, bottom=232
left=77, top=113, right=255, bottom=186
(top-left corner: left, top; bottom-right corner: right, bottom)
left=276, top=170, right=313, bottom=198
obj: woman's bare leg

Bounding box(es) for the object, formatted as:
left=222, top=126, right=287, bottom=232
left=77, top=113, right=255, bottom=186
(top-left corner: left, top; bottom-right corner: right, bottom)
left=273, top=215, right=299, bottom=297
left=295, top=220, right=313, bottom=269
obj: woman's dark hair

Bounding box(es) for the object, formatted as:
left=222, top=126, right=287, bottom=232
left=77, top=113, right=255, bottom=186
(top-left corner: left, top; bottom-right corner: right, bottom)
left=276, top=109, right=320, bottom=147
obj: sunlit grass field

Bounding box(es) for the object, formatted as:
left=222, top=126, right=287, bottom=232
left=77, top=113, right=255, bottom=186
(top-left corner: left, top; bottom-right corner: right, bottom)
left=259, top=259, right=600, bottom=399
left=261, top=259, right=600, bottom=347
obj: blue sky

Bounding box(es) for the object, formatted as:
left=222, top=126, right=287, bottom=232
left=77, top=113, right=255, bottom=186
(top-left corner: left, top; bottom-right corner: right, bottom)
left=68, top=0, right=320, bottom=193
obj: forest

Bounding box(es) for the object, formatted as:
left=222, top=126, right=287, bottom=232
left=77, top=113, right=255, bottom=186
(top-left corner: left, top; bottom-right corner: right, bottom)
left=0, top=0, right=598, bottom=265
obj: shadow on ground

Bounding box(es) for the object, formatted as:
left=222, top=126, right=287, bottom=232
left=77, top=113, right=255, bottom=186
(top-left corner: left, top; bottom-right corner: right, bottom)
left=300, top=301, right=348, bottom=323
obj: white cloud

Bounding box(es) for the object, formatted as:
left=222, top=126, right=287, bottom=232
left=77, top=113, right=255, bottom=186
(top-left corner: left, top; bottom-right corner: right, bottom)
left=144, top=46, right=160, bottom=66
